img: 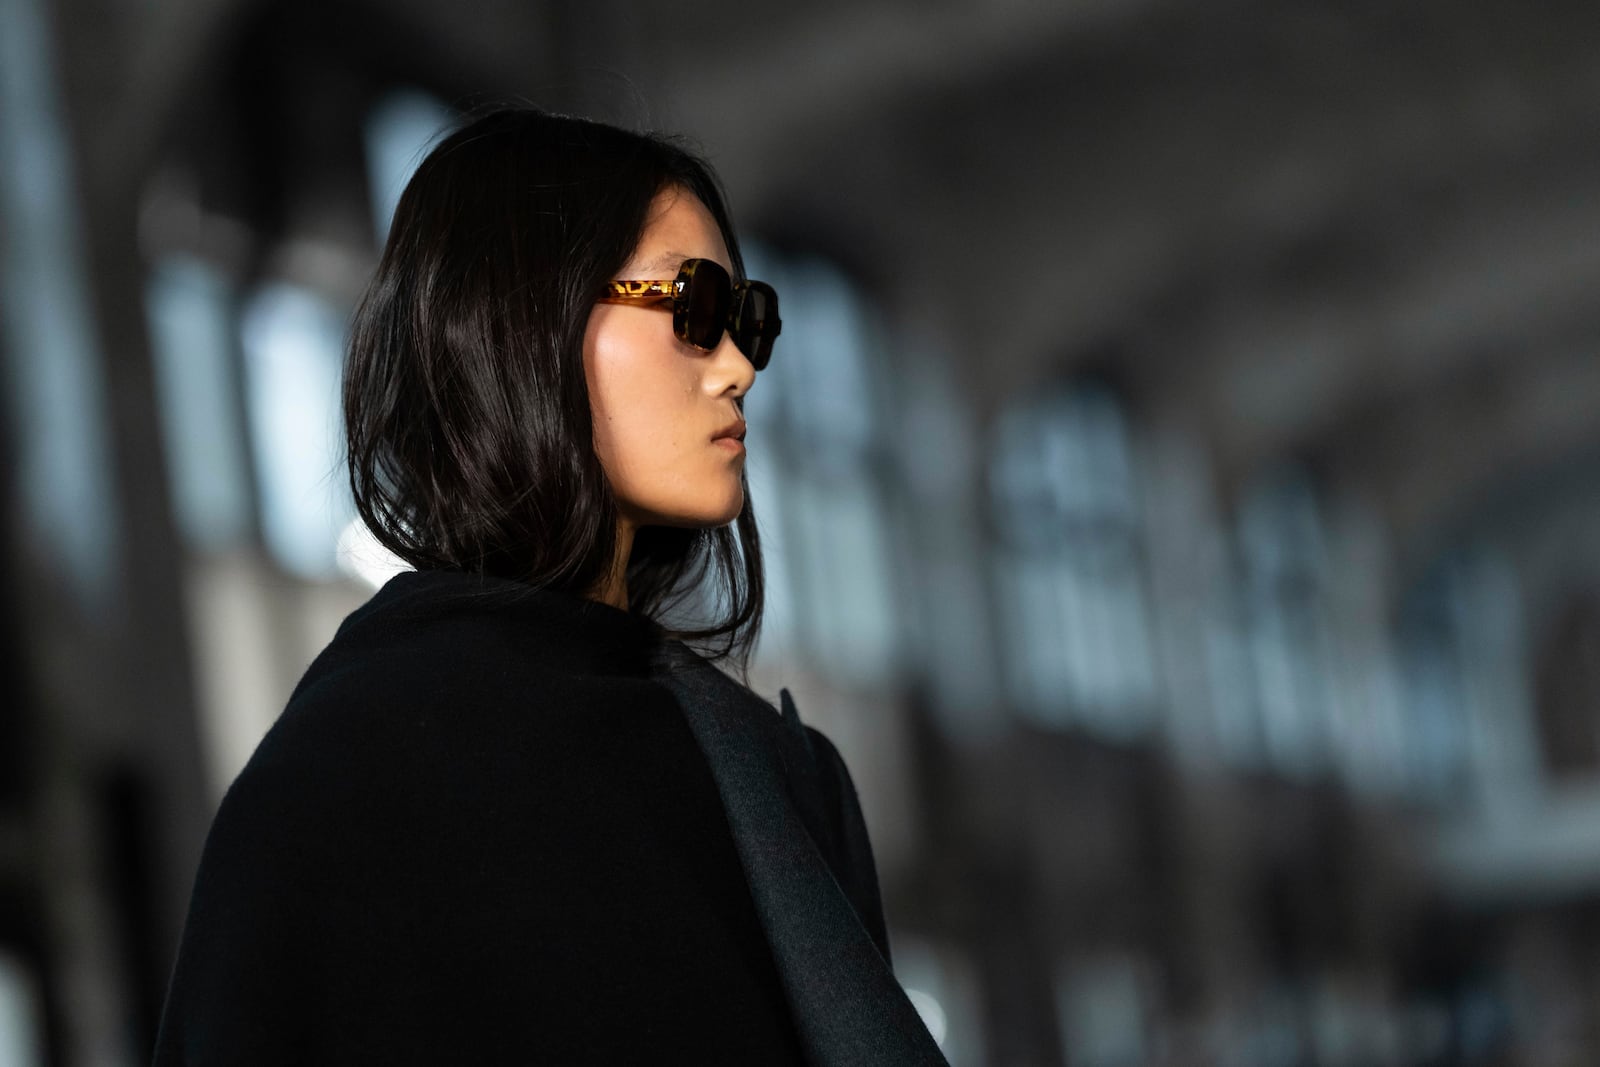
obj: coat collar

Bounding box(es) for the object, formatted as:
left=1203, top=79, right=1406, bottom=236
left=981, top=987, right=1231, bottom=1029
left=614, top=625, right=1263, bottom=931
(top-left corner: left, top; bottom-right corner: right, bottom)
left=650, top=641, right=950, bottom=1067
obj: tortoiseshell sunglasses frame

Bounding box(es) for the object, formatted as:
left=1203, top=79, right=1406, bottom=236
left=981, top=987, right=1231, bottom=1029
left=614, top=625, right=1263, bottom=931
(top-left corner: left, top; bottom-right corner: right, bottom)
left=597, top=258, right=780, bottom=370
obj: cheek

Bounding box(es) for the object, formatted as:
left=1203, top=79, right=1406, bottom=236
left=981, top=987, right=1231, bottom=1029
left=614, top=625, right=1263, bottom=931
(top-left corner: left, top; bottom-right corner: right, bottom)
left=582, top=309, right=691, bottom=468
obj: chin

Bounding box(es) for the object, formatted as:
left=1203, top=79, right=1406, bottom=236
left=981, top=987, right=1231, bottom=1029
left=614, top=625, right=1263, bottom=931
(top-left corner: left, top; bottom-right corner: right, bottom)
left=693, top=500, right=746, bottom=528
left=643, top=493, right=745, bottom=529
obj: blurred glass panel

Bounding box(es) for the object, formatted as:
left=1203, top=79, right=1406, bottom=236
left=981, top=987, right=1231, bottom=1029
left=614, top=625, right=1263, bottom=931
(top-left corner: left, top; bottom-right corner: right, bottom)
left=1205, top=602, right=1265, bottom=765
left=1140, top=427, right=1267, bottom=765
left=143, top=255, right=253, bottom=551
left=1236, top=982, right=1303, bottom=1067
left=995, top=552, right=1076, bottom=719
left=887, top=336, right=999, bottom=735
left=1237, top=469, right=1335, bottom=779
left=784, top=472, right=899, bottom=686
left=0, top=0, right=118, bottom=614
left=1055, top=951, right=1161, bottom=1067
left=239, top=282, right=352, bottom=580
left=989, top=384, right=1157, bottom=737
left=0, top=949, right=44, bottom=1067
left=1399, top=626, right=1468, bottom=798
left=1318, top=500, right=1410, bottom=797
left=746, top=248, right=879, bottom=473
left=742, top=424, right=801, bottom=659
left=891, top=932, right=986, bottom=1066
left=742, top=243, right=900, bottom=686
left=362, top=90, right=456, bottom=247
left=1399, top=546, right=1529, bottom=801
left=1531, top=591, right=1600, bottom=779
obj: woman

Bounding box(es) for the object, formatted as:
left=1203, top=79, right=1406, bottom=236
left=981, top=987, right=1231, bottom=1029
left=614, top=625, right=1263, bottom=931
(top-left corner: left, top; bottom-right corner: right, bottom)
left=151, top=107, right=948, bottom=1065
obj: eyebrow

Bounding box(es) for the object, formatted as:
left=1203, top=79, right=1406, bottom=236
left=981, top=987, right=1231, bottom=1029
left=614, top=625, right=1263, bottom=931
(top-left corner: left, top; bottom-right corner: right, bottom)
left=634, top=251, right=693, bottom=275
left=628, top=250, right=736, bottom=278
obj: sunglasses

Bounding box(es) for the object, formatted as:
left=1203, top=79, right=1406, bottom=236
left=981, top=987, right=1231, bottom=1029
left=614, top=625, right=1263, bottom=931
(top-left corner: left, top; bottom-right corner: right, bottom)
left=598, top=258, right=781, bottom=371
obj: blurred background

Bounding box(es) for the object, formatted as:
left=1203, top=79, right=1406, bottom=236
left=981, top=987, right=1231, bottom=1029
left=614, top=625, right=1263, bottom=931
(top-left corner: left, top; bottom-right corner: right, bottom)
left=2, top=0, right=1599, bottom=1063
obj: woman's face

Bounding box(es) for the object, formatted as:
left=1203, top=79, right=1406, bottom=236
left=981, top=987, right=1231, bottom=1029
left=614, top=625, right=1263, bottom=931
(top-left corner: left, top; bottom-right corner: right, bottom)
left=583, top=186, right=755, bottom=531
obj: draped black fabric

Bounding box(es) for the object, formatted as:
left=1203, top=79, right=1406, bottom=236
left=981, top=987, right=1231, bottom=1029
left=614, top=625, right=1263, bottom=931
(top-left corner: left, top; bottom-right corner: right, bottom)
left=152, top=569, right=830, bottom=1064
left=647, top=642, right=950, bottom=1066
left=153, top=567, right=948, bottom=1065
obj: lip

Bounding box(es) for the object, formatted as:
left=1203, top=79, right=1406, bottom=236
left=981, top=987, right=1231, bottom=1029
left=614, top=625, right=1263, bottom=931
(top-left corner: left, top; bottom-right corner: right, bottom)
left=713, top=436, right=746, bottom=455
left=711, top=420, right=747, bottom=443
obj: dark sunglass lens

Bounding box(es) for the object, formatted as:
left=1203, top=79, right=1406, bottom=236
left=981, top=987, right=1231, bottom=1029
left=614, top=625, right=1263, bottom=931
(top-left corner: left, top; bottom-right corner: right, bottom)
left=678, top=260, right=731, bottom=349
left=735, top=284, right=779, bottom=370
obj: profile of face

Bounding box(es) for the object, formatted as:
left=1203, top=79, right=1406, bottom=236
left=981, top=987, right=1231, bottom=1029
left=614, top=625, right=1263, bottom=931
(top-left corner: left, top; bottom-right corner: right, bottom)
left=583, top=185, right=756, bottom=532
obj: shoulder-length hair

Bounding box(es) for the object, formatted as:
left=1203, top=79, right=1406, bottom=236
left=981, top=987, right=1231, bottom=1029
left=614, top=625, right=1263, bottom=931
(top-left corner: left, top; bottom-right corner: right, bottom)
left=342, top=105, right=764, bottom=679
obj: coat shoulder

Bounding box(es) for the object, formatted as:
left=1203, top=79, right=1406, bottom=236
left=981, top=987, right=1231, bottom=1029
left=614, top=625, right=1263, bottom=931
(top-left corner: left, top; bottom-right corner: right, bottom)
left=796, top=723, right=892, bottom=963
left=214, top=604, right=664, bottom=878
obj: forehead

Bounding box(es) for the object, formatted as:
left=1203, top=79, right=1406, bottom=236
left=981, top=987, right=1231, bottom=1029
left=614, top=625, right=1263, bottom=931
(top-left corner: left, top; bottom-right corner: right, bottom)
left=624, top=187, right=732, bottom=275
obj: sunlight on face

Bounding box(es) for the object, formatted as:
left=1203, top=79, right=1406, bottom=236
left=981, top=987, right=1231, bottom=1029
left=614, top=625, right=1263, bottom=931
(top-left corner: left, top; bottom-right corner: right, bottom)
left=582, top=186, right=756, bottom=531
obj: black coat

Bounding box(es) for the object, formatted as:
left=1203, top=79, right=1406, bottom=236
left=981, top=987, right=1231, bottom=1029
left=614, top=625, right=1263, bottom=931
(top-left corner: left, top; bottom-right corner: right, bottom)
left=152, top=568, right=948, bottom=1065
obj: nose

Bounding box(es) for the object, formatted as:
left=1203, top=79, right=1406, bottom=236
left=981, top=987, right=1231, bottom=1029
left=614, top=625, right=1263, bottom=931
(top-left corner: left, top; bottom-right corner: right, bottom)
left=708, top=327, right=756, bottom=398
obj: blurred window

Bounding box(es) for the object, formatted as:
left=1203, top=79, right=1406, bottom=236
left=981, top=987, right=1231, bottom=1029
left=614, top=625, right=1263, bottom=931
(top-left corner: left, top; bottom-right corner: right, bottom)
left=1054, top=951, right=1161, bottom=1067
left=891, top=932, right=986, bottom=1066
left=143, top=255, right=254, bottom=551
left=1398, top=547, right=1525, bottom=799
left=887, top=335, right=997, bottom=732
left=987, top=381, right=1157, bottom=739
left=1532, top=591, right=1600, bottom=778
left=1312, top=499, right=1411, bottom=797
left=0, top=949, right=44, bottom=1067
left=1237, top=981, right=1305, bottom=1067
left=0, top=0, right=118, bottom=613
left=362, top=90, right=455, bottom=247
left=1139, top=428, right=1264, bottom=764
left=740, top=244, right=902, bottom=687
left=1202, top=575, right=1265, bottom=767
left=238, top=282, right=354, bottom=580
left=1235, top=467, right=1337, bottom=778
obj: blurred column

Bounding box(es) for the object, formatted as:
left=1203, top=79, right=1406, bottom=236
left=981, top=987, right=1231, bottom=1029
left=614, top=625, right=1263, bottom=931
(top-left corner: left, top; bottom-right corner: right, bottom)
left=0, top=0, right=214, bottom=1061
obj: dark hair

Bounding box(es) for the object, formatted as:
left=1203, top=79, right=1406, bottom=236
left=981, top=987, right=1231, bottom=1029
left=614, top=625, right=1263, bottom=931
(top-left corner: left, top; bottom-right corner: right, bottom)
left=342, top=105, right=764, bottom=679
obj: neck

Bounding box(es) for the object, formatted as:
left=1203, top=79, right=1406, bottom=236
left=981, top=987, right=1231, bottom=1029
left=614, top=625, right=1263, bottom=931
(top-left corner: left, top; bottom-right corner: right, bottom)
left=587, top=518, right=636, bottom=612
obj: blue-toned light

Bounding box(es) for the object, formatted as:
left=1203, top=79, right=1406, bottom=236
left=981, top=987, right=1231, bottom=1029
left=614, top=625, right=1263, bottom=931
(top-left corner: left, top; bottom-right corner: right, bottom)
left=239, top=282, right=353, bottom=580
